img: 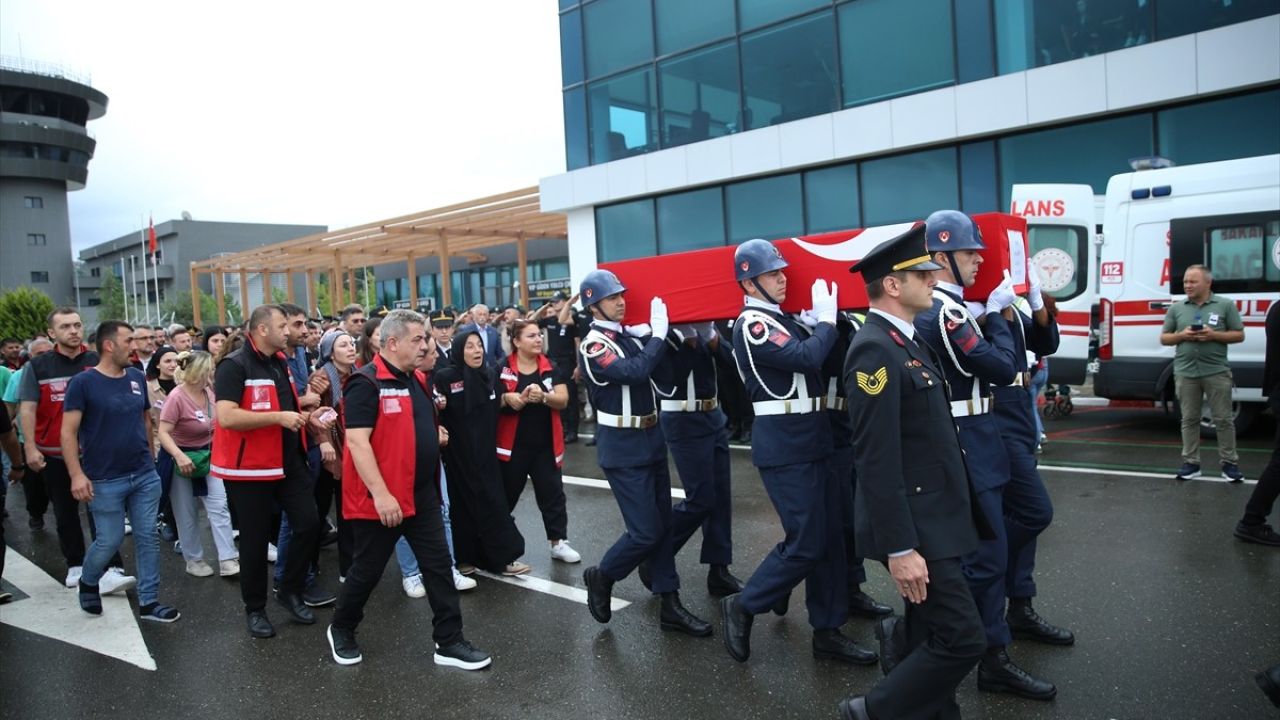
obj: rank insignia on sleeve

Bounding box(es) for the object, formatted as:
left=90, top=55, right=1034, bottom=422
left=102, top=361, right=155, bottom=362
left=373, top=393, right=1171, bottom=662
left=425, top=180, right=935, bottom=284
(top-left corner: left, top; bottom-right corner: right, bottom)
left=767, top=328, right=790, bottom=347
left=856, top=367, right=888, bottom=396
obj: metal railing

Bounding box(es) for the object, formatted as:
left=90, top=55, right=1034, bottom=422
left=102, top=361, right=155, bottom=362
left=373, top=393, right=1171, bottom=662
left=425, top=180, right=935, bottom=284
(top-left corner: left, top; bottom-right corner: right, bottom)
left=0, top=55, right=93, bottom=86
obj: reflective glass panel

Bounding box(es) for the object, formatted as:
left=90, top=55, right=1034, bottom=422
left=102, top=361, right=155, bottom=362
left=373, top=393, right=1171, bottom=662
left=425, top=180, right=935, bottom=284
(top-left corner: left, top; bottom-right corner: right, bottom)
left=738, top=0, right=827, bottom=30
left=658, top=188, right=726, bottom=253
left=1157, top=90, right=1280, bottom=166
left=588, top=67, right=658, bottom=164
left=584, top=0, right=654, bottom=79
left=861, top=148, right=959, bottom=226
left=655, top=0, right=735, bottom=55
left=998, top=114, right=1152, bottom=207
left=597, top=198, right=658, bottom=262
left=740, top=12, right=838, bottom=130
left=726, top=174, right=803, bottom=243
left=658, top=41, right=740, bottom=148
left=804, top=163, right=861, bottom=233
left=839, top=0, right=955, bottom=106
left=561, top=10, right=584, bottom=87
left=995, top=0, right=1154, bottom=74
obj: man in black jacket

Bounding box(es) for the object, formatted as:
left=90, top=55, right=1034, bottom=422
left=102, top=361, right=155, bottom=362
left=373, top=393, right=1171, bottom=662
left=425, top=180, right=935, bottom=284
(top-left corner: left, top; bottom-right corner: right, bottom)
left=1234, top=299, right=1279, bottom=547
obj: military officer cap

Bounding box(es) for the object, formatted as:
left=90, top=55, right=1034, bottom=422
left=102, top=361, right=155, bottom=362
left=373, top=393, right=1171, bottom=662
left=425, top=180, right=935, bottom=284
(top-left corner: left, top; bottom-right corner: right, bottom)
left=428, top=309, right=456, bottom=327
left=373, top=306, right=391, bottom=318
left=849, top=222, right=943, bottom=282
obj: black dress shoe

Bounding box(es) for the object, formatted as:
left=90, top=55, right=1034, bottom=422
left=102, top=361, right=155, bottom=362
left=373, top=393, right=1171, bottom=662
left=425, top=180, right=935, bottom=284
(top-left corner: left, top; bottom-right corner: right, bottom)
left=1235, top=521, right=1280, bottom=547
left=583, top=566, right=614, bottom=623
left=1257, top=662, right=1280, bottom=708
left=28, top=516, right=44, bottom=531
left=720, top=593, right=753, bottom=662
left=771, top=592, right=789, bottom=616
left=837, top=696, right=872, bottom=720
left=978, top=648, right=1057, bottom=700
left=706, top=565, right=743, bottom=597
left=275, top=592, right=316, bottom=625
left=247, top=610, right=276, bottom=639
left=1006, top=598, right=1075, bottom=645
left=659, top=592, right=713, bottom=637
left=637, top=561, right=652, bottom=592
left=813, top=628, right=878, bottom=665
left=302, top=584, right=337, bottom=608
left=875, top=615, right=907, bottom=676
left=849, top=589, right=894, bottom=618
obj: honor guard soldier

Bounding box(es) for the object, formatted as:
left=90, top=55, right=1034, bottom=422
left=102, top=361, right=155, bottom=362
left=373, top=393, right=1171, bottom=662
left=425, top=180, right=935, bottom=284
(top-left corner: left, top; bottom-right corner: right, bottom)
left=721, top=239, right=875, bottom=666
left=577, top=269, right=713, bottom=638
left=837, top=223, right=990, bottom=720
left=427, top=309, right=456, bottom=369
left=913, top=209, right=1057, bottom=701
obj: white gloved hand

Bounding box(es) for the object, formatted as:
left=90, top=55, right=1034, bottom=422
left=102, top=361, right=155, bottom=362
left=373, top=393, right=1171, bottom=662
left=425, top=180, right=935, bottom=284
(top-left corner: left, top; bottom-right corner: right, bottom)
left=811, top=280, right=838, bottom=325
left=649, top=296, right=669, bottom=340
left=984, top=274, right=1017, bottom=316
left=797, top=309, right=820, bottom=328
left=1027, top=266, right=1045, bottom=312
left=625, top=323, right=652, bottom=338
left=964, top=301, right=987, bottom=319
left=695, top=322, right=717, bottom=342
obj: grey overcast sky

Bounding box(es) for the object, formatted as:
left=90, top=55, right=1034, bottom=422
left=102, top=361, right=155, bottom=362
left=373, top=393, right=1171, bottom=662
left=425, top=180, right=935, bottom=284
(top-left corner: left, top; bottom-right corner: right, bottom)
left=0, top=1, right=566, bottom=252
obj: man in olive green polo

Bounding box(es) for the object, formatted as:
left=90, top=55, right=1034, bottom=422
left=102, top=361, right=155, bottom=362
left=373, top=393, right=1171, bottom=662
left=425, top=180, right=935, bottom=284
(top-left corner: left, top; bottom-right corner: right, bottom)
left=1160, top=265, right=1245, bottom=482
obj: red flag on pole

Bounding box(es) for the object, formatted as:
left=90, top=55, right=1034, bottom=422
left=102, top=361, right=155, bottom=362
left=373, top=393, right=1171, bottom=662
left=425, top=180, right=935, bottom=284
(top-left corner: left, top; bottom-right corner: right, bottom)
left=148, top=216, right=157, bottom=260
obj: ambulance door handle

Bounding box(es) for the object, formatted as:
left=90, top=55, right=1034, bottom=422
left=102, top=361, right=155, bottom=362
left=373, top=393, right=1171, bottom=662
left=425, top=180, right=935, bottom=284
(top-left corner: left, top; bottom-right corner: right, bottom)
left=1149, top=301, right=1171, bottom=311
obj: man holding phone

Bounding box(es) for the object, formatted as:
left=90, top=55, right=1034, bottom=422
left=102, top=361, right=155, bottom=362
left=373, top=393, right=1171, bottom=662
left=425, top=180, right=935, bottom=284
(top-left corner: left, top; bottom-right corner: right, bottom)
left=1160, top=264, right=1245, bottom=482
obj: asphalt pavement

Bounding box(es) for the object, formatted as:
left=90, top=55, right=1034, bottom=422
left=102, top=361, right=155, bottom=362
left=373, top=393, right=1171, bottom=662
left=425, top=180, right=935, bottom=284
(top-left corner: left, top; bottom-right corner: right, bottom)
left=1, top=404, right=1277, bottom=720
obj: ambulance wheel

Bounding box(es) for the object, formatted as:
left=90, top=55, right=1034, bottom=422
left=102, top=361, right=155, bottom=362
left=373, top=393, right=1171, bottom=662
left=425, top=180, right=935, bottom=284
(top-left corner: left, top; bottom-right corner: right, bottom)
left=1060, top=398, right=1074, bottom=416
left=1043, top=404, right=1058, bottom=420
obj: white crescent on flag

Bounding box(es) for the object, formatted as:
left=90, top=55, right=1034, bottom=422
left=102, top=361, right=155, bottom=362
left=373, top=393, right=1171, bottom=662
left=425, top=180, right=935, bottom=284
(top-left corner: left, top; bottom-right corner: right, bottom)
left=789, top=222, right=918, bottom=262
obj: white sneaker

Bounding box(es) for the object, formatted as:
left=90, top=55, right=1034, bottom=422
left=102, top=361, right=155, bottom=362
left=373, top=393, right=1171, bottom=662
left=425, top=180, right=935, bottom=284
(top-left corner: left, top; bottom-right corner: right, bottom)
left=100, top=567, right=138, bottom=595
left=219, top=559, right=241, bottom=577
left=65, top=565, right=83, bottom=588
left=401, top=574, right=426, bottom=598
left=186, top=559, right=215, bottom=577
left=550, top=540, right=581, bottom=563
left=267, top=543, right=278, bottom=563
left=124, top=519, right=133, bottom=536
left=453, top=568, right=477, bottom=591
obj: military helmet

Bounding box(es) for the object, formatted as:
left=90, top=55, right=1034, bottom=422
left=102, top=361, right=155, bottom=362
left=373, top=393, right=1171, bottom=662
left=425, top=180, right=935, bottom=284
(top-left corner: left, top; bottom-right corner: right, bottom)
left=579, top=269, right=627, bottom=308
left=734, top=238, right=789, bottom=281
left=924, top=209, right=985, bottom=252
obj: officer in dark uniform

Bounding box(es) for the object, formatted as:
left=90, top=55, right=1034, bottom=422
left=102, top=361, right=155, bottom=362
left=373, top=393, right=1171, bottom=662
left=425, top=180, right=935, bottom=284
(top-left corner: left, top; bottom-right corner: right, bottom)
left=913, top=209, right=1056, bottom=701
left=838, top=223, right=989, bottom=720
left=537, top=290, right=581, bottom=443
left=427, top=309, right=456, bottom=369
left=577, top=269, right=712, bottom=638
left=720, top=239, right=875, bottom=666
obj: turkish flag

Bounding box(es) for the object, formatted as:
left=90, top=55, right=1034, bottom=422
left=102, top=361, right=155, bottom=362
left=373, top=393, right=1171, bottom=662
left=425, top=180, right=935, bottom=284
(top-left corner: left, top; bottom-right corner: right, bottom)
left=148, top=216, right=158, bottom=259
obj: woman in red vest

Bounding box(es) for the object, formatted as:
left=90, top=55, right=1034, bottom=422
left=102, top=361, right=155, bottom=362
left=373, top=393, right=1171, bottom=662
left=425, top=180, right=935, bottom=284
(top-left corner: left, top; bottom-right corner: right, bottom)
left=497, top=319, right=580, bottom=564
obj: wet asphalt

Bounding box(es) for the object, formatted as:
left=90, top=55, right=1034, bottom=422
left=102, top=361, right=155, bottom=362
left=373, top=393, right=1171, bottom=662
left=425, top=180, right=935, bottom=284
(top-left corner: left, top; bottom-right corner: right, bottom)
left=1, top=405, right=1277, bottom=720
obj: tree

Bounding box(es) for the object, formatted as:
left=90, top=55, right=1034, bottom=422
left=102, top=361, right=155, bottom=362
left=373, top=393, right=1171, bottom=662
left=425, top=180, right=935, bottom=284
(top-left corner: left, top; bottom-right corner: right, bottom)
left=95, top=273, right=128, bottom=323
left=162, top=290, right=239, bottom=328
left=0, top=286, right=56, bottom=340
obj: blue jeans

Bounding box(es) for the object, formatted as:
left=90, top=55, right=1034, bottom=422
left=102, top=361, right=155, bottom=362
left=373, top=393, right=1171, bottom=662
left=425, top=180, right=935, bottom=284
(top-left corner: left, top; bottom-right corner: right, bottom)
left=396, top=462, right=456, bottom=577
left=83, top=467, right=162, bottom=605
left=1029, top=362, right=1049, bottom=439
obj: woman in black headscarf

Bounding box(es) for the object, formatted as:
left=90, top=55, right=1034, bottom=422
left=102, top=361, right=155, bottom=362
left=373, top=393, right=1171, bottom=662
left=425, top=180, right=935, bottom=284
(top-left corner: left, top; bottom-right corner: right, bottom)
left=433, top=325, right=528, bottom=576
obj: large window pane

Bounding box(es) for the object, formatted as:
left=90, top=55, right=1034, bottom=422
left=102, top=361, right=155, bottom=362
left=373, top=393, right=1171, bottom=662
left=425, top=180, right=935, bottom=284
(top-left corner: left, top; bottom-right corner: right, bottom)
left=659, top=42, right=740, bottom=148
left=1157, top=0, right=1278, bottom=41
left=995, top=0, right=1153, bottom=74
left=959, top=141, right=999, bottom=214
left=564, top=87, right=589, bottom=171
left=584, top=0, right=654, bottom=79
left=738, top=0, right=827, bottom=31
left=998, top=115, right=1153, bottom=208
left=805, top=163, right=860, bottom=233
left=597, top=199, right=657, bottom=262
left=588, top=67, right=658, bottom=164
left=560, top=10, right=584, bottom=87
left=1157, top=90, right=1280, bottom=167
left=955, top=0, right=995, bottom=83
left=725, top=174, right=803, bottom=243
left=839, top=0, right=955, bottom=106
left=658, top=188, right=726, bottom=253
left=862, top=148, right=959, bottom=226
left=655, top=0, right=735, bottom=56
left=741, top=12, right=838, bottom=130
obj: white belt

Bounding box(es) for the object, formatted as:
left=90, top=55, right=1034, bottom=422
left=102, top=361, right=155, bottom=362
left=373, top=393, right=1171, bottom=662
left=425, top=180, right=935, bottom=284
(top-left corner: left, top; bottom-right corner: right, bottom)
left=824, top=377, right=846, bottom=412
left=660, top=398, right=719, bottom=413
left=753, top=398, right=826, bottom=416
left=950, top=397, right=992, bottom=417
left=1005, top=372, right=1030, bottom=388
left=596, top=411, right=658, bottom=429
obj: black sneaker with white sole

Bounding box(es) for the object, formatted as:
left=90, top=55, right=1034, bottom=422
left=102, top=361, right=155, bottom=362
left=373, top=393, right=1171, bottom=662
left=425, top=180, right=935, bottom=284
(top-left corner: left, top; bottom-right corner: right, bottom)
left=327, top=624, right=362, bottom=665
left=433, top=639, right=492, bottom=670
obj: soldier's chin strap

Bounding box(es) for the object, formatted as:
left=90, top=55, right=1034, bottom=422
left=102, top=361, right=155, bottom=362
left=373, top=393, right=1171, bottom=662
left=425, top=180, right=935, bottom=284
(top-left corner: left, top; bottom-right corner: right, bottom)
left=938, top=252, right=964, bottom=290
left=591, top=304, right=621, bottom=324
left=747, top=278, right=781, bottom=307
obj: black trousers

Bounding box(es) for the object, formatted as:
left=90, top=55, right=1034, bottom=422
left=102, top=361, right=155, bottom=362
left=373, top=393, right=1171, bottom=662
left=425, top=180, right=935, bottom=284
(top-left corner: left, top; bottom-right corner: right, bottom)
left=559, top=373, right=580, bottom=436
left=501, top=442, right=568, bottom=541
left=42, top=458, right=121, bottom=570
left=317, top=465, right=354, bottom=577
left=225, top=452, right=319, bottom=612
left=332, top=509, right=464, bottom=646
left=1243, top=394, right=1280, bottom=526
left=866, top=557, right=987, bottom=720
left=20, top=464, right=49, bottom=519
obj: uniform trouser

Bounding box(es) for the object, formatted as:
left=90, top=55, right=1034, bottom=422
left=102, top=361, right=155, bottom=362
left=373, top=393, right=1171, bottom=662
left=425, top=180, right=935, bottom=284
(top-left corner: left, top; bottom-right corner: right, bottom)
left=1176, top=370, right=1238, bottom=465
left=1242, top=394, right=1280, bottom=526
left=599, top=460, right=679, bottom=594
left=739, top=459, right=846, bottom=630
left=225, top=452, right=319, bottom=612
left=1003, top=449, right=1054, bottom=600
left=333, top=511, right=464, bottom=646
left=42, top=457, right=122, bottom=570
left=833, top=444, right=868, bottom=589
left=667, top=425, right=733, bottom=566
left=865, top=557, right=987, bottom=720
left=963, top=487, right=1014, bottom=647
left=501, top=442, right=569, bottom=541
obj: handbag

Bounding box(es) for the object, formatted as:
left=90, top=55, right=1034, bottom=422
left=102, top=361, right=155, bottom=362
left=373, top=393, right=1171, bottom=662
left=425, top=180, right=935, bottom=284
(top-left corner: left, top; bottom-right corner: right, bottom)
left=177, top=448, right=211, bottom=478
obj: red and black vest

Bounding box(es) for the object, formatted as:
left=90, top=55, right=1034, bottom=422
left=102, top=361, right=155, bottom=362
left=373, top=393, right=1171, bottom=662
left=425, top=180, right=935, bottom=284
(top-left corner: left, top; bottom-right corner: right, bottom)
left=210, top=336, right=305, bottom=482
left=495, top=353, right=565, bottom=467
left=26, top=345, right=98, bottom=456
left=341, top=354, right=433, bottom=521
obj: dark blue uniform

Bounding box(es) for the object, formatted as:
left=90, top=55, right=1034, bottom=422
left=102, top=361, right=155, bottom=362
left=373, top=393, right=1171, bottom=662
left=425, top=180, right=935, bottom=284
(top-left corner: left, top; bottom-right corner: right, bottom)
left=656, top=328, right=733, bottom=566
left=579, top=322, right=678, bottom=593
left=731, top=303, right=845, bottom=630
left=915, top=286, right=1019, bottom=649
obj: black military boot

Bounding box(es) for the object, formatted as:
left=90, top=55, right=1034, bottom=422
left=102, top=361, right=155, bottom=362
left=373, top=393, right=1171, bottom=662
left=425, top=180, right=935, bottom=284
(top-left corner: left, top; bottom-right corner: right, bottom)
left=875, top=615, right=907, bottom=676
left=706, top=565, right=743, bottom=597
left=1257, top=662, right=1280, bottom=708
left=659, top=592, right=713, bottom=637
left=771, top=591, right=789, bottom=616
left=978, top=647, right=1058, bottom=701
left=583, top=566, right=614, bottom=623
left=849, top=587, right=894, bottom=618
left=1006, top=597, right=1075, bottom=646
left=813, top=628, right=878, bottom=665
left=721, top=593, right=754, bottom=662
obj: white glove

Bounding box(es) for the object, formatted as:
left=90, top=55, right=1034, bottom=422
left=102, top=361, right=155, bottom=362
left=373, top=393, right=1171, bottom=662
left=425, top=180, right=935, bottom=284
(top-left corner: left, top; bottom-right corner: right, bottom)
left=964, top=301, right=987, bottom=319
left=695, top=322, right=717, bottom=342
left=1027, top=266, right=1045, bottom=312
left=984, top=275, right=1017, bottom=316
left=649, top=296, right=669, bottom=340
left=797, top=309, right=820, bottom=328
left=811, top=280, right=838, bottom=325
left=625, top=323, right=652, bottom=338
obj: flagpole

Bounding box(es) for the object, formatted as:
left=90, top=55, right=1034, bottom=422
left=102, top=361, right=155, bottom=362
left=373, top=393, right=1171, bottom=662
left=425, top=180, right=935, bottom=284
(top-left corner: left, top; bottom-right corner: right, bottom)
left=151, top=215, right=159, bottom=326
left=139, top=216, right=152, bottom=326
left=120, top=259, right=128, bottom=322
left=128, top=255, right=137, bottom=323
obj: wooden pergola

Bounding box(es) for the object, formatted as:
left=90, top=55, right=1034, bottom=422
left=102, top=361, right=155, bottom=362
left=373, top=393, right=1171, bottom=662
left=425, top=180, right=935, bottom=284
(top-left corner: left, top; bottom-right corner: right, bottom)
left=188, top=186, right=566, bottom=326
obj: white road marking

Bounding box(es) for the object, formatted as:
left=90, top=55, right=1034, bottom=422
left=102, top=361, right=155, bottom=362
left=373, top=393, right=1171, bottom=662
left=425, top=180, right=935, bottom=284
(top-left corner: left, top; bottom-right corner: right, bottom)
left=0, top=552, right=156, bottom=671
left=472, top=570, right=631, bottom=612
left=563, top=474, right=687, bottom=499
left=1039, top=464, right=1257, bottom=485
